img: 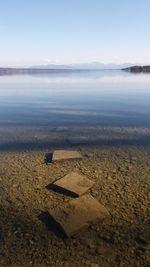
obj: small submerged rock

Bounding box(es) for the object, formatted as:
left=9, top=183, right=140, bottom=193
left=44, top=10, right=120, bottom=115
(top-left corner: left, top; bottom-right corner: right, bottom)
left=52, top=150, right=83, bottom=162
left=52, top=171, right=95, bottom=196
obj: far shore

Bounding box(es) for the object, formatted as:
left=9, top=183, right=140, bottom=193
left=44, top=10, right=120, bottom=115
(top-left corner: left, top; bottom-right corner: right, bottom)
left=0, top=67, right=86, bottom=75
left=0, top=66, right=150, bottom=76
left=0, top=67, right=127, bottom=75
left=123, top=65, right=150, bottom=73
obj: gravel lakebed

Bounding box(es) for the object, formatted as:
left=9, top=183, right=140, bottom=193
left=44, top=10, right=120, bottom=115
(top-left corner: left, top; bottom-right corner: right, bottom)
left=0, top=127, right=150, bottom=267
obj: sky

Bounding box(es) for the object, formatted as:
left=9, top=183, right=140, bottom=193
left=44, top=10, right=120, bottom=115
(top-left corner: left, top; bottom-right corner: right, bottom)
left=0, top=0, right=150, bottom=67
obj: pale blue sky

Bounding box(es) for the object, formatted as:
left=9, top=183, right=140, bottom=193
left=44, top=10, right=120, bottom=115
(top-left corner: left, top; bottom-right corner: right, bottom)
left=0, top=0, right=150, bottom=66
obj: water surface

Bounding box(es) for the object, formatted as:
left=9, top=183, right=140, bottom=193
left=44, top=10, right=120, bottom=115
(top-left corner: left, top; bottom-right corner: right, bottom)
left=0, top=70, right=150, bottom=150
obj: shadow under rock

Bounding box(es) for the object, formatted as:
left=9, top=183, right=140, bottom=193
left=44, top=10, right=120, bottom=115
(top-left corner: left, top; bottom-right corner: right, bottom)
left=44, top=153, right=53, bottom=164
left=46, top=183, right=78, bottom=198
left=38, top=211, right=66, bottom=239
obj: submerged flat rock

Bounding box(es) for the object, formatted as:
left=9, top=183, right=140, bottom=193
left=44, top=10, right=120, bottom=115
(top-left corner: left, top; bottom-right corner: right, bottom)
left=53, top=172, right=95, bottom=196
left=48, top=194, right=109, bottom=237
left=52, top=150, right=82, bottom=162
left=52, top=127, right=69, bottom=132
left=68, top=136, right=89, bottom=145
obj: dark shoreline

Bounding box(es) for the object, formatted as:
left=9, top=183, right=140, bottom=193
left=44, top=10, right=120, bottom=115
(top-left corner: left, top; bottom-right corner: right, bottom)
left=123, top=65, right=150, bottom=73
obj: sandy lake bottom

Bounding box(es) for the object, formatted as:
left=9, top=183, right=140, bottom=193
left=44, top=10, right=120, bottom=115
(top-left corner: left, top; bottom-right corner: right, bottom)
left=0, top=125, right=150, bottom=267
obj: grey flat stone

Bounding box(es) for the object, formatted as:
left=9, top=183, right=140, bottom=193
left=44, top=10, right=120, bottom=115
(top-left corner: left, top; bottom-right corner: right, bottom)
left=55, top=127, right=69, bottom=132
left=53, top=172, right=95, bottom=196
left=48, top=194, right=109, bottom=237
left=52, top=150, right=82, bottom=162
left=68, top=136, right=89, bottom=145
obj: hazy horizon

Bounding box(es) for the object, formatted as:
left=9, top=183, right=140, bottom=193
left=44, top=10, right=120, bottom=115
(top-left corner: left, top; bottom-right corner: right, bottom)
left=0, top=62, right=134, bottom=69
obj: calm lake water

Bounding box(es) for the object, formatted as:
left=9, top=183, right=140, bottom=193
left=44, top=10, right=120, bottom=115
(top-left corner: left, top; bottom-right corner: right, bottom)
left=0, top=70, right=150, bottom=151
left=0, top=70, right=150, bottom=127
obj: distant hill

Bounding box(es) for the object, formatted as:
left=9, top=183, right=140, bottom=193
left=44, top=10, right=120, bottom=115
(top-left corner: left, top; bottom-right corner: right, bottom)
left=123, top=65, right=150, bottom=73
left=31, top=62, right=133, bottom=70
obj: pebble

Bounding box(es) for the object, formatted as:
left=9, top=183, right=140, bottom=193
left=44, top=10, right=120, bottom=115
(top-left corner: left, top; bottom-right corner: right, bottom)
left=90, top=264, right=99, bottom=267
left=85, top=239, right=96, bottom=250
left=131, top=157, right=137, bottom=161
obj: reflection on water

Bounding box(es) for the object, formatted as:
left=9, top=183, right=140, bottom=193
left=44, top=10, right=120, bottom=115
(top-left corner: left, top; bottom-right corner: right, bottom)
left=0, top=70, right=150, bottom=150
left=0, top=70, right=150, bottom=126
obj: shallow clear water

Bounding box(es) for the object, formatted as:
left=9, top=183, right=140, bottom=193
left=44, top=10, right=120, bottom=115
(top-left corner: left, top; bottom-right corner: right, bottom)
left=0, top=70, right=150, bottom=128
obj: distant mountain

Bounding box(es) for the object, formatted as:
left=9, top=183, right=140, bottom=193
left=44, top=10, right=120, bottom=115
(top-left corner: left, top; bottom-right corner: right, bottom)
left=31, top=62, right=133, bottom=70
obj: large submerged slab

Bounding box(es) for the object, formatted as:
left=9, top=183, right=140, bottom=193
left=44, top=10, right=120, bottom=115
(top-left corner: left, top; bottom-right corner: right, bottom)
left=53, top=172, right=95, bottom=196
left=52, top=150, right=82, bottom=162
left=48, top=194, right=109, bottom=237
